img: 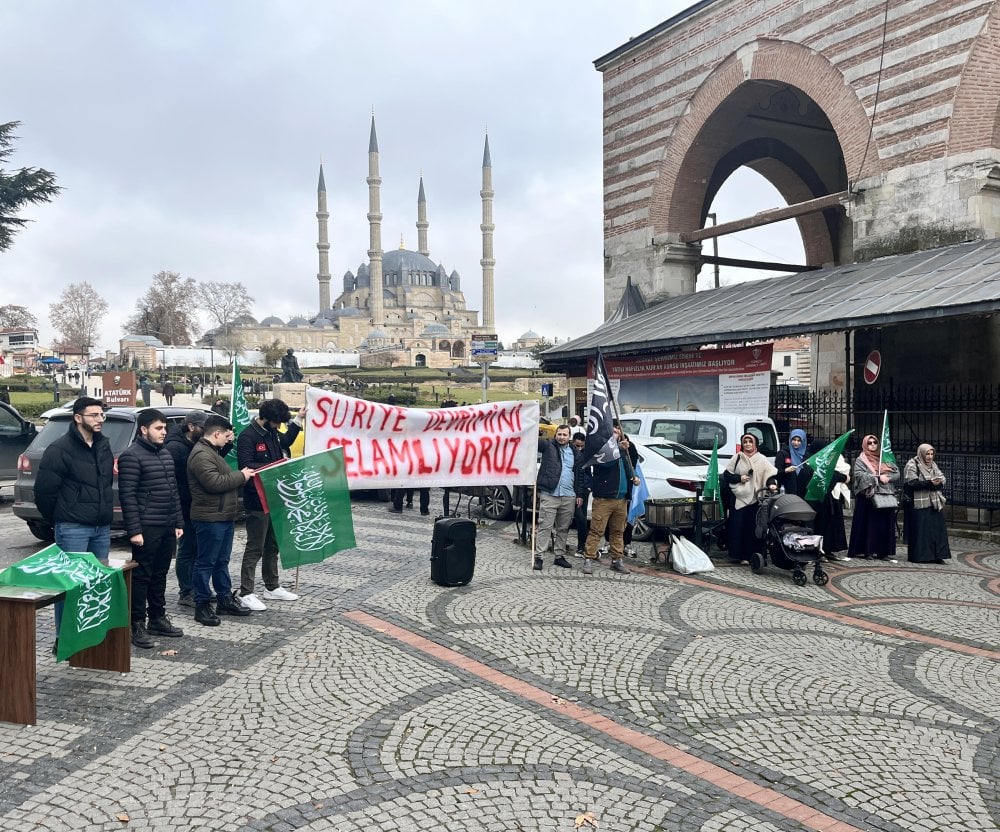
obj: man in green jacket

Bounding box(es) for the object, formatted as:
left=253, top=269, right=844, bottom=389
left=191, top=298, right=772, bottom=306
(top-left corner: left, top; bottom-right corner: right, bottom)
left=187, top=415, right=255, bottom=626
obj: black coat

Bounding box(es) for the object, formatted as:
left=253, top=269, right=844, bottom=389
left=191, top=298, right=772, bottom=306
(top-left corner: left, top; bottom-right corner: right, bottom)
left=581, top=443, right=638, bottom=500
left=236, top=420, right=301, bottom=511
left=118, top=436, right=184, bottom=536
left=536, top=439, right=580, bottom=493
left=163, top=430, right=197, bottom=520
left=34, top=425, right=114, bottom=526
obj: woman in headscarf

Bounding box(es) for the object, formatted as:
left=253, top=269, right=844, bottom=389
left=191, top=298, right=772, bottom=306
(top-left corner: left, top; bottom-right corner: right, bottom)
left=775, top=428, right=811, bottom=496
left=903, top=444, right=950, bottom=564
left=722, top=433, right=777, bottom=564
left=805, top=438, right=850, bottom=560
left=847, top=434, right=899, bottom=560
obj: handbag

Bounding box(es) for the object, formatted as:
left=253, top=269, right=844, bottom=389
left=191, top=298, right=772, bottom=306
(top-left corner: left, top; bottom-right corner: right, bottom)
left=871, top=493, right=898, bottom=510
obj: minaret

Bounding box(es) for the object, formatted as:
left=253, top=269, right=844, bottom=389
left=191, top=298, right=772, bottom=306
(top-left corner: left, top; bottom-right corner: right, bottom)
left=416, top=175, right=429, bottom=256
left=316, top=163, right=332, bottom=312
left=366, top=115, right=385, bottom=331
left=480, top=133, right=496, bottom=331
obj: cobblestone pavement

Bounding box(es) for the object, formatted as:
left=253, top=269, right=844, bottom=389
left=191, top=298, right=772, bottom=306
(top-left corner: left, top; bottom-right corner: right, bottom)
left=0, top=494, right=997, bottom=831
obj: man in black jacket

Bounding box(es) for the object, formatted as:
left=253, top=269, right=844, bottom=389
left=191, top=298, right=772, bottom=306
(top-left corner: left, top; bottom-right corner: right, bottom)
left=235, top=399, right=302, bottom=610
left=163, top=410, right=209, bottom=607
left=119, top=409, right=186, bottom=648
left=533, top=425, right=579, bottom=571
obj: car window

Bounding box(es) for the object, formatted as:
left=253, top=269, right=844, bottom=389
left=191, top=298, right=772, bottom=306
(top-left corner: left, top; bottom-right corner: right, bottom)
left=29, top=417, right=135, bottom=456
left=0, top=406, right=22, bottom=435
left=745, top=421, right=778, bottom=456
left=651, top=419, right=725, bottom=452
left=619, top=419, right=641, bottom=435
left=692, top=423, right=725, bottom=452
left=649, top=420, right=685, bottom=442
left=643, top=442, right=709, bottom=467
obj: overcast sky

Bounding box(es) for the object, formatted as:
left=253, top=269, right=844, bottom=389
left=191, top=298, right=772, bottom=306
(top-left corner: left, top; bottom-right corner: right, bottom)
left=1, top=0, right=803, bottom=355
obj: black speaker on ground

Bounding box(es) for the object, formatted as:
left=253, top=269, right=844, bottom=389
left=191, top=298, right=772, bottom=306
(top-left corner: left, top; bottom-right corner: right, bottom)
left=430, top=516, right=476, bottom=586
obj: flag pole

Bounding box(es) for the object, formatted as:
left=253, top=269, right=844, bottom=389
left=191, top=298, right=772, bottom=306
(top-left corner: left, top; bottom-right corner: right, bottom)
left=530, top=482, right=537, bottom=569
left=294, top=563, right=300, bottom=592
left=600, top=356, right=636, bottom=481
left=879, top=409, right=888, bottom=470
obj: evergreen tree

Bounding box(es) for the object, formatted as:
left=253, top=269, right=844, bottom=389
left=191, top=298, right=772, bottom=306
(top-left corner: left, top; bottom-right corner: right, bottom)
left=0, top=122, right=60, bottom=252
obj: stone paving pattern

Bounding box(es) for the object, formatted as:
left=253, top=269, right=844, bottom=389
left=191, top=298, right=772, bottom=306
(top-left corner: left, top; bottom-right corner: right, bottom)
left=0, top=493, right=997, bottom=831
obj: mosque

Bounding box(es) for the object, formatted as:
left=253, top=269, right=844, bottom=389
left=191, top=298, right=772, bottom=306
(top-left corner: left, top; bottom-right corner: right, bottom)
left=232, top=117, right=496, bottom=369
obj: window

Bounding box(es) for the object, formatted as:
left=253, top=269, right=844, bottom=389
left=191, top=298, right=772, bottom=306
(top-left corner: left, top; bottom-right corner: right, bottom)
left=783, top=355, right=792, bottom=367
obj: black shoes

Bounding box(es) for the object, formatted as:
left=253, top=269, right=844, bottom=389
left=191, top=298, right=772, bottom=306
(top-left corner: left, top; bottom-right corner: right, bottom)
left=216, top=592, right=252, bottom=617
left=533, top=556, right=543, bottom=571
left=131, top=621, right=155, bottom=649
left=194, top=602, right=221, bottom=627
left=147, top=615, right=184, bottom=637
left=553, top=556, right=573, bottom=569
left=178, top=593, right=195, bottom=608
left=388, top=506, right=403, bottom=514
left=610, top=559, right=630, bottom=574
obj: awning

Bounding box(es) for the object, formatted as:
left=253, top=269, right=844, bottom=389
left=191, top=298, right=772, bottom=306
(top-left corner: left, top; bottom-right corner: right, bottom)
left=542, top=238, right=1000, bottom=368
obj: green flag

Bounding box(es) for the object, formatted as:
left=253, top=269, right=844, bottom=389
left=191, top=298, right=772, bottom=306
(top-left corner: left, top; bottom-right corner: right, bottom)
left=253, top=447, right=356, bottom=569
left=804, top=430, right=854, bottom=502
left=226, top=360, right=252, bottom=469
left=0, top=545, right=128, bottom=662
left=703, top=437, right=723, bottom=511
left=879, top=409, right=897, bottom=467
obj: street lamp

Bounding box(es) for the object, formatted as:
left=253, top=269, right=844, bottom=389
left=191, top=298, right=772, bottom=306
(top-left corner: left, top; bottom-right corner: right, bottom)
left=206, top=336, right=216, bottom=399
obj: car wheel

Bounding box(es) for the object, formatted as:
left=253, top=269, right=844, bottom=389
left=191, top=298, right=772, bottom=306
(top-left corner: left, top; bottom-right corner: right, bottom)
left=27, top=520, right=55, bottom=542
left=631, top=516, right=652, bottom=542
left=481, top=487, right=513, bottom=521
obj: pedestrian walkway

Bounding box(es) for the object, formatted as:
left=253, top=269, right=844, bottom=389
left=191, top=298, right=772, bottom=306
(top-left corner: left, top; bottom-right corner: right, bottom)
left=0, top=498, right=996, bottom=831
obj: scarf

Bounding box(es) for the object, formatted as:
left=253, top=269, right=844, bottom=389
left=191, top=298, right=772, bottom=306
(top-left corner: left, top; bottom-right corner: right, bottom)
left=858, top=434, right=892, bottom=474
left=789, top=429, right=807, bottom=468
left=725, top=445, right=777, bottom=510
left=907, top=443, right=946, bottom=511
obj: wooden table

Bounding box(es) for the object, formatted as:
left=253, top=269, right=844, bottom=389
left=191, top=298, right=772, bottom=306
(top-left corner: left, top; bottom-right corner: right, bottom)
left=0, top=561, right=135, bottom=726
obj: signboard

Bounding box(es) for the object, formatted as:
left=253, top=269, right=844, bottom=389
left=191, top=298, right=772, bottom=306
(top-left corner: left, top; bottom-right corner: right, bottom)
left=304, top=388, right=539, bottom=489
left=863, top=350, right=881, bottom=385
left=101, top=371, right=136, bottom=407
left=471, top=334, right=499, bottom=362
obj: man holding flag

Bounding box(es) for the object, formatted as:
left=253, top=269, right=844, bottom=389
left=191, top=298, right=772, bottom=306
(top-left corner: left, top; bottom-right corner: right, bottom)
left=236, top=398, right=304, bottom=610
left=578, top=352, right=638, bottom=576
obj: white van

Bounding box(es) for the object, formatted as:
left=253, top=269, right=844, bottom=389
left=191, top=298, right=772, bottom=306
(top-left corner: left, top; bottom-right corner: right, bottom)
left=618, top=411, right=779, bottom=462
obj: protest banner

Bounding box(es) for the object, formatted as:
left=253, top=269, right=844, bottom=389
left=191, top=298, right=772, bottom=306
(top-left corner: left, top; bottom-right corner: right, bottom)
left=0, top=545, right=128, bottom=662
left=304, top=388, right=539, bottom=489
left=253, top=447, right=356, bottom=569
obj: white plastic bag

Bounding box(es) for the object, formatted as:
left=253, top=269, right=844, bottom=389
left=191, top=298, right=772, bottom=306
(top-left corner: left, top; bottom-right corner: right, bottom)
left=670, top=534, right=716, bottom=574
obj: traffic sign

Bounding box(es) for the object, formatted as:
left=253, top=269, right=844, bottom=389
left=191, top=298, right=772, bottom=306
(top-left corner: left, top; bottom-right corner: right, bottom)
left=471, top=334, right=499, bottom=362
left=863, top=350, right=881, bottom=385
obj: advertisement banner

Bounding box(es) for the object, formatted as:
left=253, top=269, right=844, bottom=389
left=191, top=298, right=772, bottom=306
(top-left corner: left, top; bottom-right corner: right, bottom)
left=304, top=388, right=539, bottom=489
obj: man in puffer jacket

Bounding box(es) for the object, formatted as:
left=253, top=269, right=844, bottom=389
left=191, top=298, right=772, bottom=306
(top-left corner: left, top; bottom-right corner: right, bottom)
left=118, top=409, right=186, bottom=649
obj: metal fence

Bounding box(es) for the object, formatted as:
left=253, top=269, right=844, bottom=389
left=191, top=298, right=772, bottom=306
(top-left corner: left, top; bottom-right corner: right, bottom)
left=769, top=383, right=1000, bottom=511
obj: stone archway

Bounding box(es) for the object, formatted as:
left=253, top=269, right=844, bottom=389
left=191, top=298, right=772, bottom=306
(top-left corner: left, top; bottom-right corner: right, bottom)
left=415, top=354, right=427, bottom=368
left=651, top=39, right=874, bottom=249
left=948, top=2, right=1000, bottom=153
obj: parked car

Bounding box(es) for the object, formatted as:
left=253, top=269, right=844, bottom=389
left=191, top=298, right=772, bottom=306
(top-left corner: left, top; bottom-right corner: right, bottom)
left=12, top=405, right=213, bottom=541
left=618, top=410, right=779, bottom=463
left=0, top=401, right=38, bottom=482
left=627, top=435, right=711, bottom=541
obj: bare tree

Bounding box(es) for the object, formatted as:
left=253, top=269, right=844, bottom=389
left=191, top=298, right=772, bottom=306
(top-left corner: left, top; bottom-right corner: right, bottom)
left=0, top=304, right=38, bottom=329
left=125, top=270, right=198, bottom=345
left=214, top=329, right=246, bottom=364
left=197, top=281, right=254, bottom=336
left=49, top=282, right=108, bottom=354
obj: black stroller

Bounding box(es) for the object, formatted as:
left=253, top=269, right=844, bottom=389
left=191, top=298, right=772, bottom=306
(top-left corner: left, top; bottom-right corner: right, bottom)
left=753, top=491, right=828, bottom=586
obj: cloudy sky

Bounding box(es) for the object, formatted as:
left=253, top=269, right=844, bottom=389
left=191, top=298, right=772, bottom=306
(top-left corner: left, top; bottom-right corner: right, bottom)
left=1, top=0, right=803, bottom=355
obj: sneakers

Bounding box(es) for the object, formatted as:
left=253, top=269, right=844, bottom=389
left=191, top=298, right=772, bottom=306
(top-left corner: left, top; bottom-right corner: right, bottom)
left=573, top=549, right=586, bottom=559
left=261, top=586, right=299, bottom=601
left=178, top=592, right=195, bottom=608
left=532, top=556, right=543, bottom=571
left=215, top=593, right=252, bottom=617
left=194, top=602, right=220, bottom=627
left=147, top=615, right=183, bottom=637
left=130, top=621, right=155, bottom=649
left=239, top=593, right=267, bottom=611
left=610, top=559, right=630, bottom=574
left=582, top=559, right=594, bottom=575
left=553, top=556, right=573, bottom=569
left=624, top=545, right=638, bottom=558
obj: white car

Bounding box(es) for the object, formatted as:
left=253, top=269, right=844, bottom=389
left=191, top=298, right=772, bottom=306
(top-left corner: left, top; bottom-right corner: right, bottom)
left=628, top=435, right=711, bottom=541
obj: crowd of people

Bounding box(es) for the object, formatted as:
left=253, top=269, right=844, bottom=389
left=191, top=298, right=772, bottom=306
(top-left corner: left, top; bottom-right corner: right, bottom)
left=33, top=397, right=306, bottom=652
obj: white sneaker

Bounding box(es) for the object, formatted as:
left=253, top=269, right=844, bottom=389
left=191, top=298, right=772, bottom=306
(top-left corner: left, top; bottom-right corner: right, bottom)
left=262, top=586, right=299, bottom=601
left=239, top=593, right=267, bottom=611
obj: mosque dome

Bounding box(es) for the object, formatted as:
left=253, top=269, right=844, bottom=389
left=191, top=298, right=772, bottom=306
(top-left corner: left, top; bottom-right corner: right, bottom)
left=287, top=316, right=310, bottom=327
left=382, top=248, right=439, bottom=274
left=420, top=323, right=450, bottom=337
left=519, top=329, right=541, bottom=340
left=260, top=316, right=285, bottom=326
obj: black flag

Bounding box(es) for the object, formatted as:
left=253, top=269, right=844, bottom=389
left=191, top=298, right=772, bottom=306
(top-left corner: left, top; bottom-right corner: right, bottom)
left=581, top=351, right=620, bottom=469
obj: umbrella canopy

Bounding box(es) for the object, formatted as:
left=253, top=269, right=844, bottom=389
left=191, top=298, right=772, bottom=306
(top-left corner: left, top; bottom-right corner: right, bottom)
left=39, top=356, right=65, bottom=364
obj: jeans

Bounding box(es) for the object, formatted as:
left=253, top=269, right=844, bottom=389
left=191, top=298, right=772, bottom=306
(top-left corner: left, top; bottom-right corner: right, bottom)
left=240, top=511, right=280, bottom=595
left=131, top=526, right=177, bottom=622
left=53, top=522, right=111, bottom=631
left=175, top=518, right=198, bottom=598
left=534, top=493, right=576, bottom=557
left=192, top=521, right=235, bottom=604
left=585, top=498, right=627, bottom=560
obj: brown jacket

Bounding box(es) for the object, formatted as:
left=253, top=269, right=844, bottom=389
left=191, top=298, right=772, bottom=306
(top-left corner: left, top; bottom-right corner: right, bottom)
left=187, top=438, right=246, bottom=522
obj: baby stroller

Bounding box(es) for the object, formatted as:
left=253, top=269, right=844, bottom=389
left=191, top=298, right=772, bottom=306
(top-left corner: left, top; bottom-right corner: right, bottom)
left=753, top=491, right=828, bottom=586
